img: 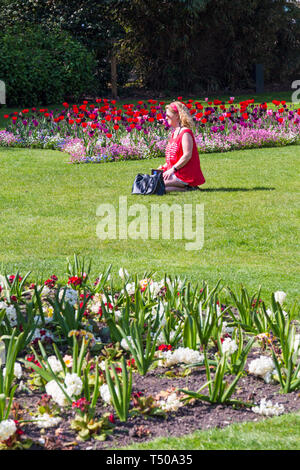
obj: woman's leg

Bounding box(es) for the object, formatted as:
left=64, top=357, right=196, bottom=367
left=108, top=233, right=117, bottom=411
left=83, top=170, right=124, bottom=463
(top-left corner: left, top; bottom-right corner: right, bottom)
left=163, top=174, right=188, bottom=192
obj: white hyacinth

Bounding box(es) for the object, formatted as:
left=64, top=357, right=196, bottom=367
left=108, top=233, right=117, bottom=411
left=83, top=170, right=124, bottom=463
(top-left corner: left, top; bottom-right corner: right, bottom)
left=149, top=279, right=165, bottom=297
left=64, top=373, right=83, bottom=397
left=123, top=282, right=135, bottom=296
left=274, top=291, right=286, bottom=305
left=3, top=362, right=22, bottom=380
left=252, top=398, right=284, bottom=417
left=59, top=288, right=78, bottom=306
left=157, top=393, right=183, bottom=412
left=292, top=334, right=300, bottom=364
left=35, top=414, right=62, bottom=428
left=248, top=356, right=275, bottom=382
left=114, top=309, right=122, bottom=321
left=0, top=419, right=17, bottom=441
left=266, top=308, right=288, bottom=319
left=121, top=336, right=135, bottom=351
left=118, top=268, right=129, bottom=280
left=45, top=380, right=69, bottom=407
left=221, top=322, right=235, bottom=336
left=221, top=338, right=238, bottom=356
left=0, top=302, right=17, bottom=327
left=41, top=285, right=51, bottom=296
left=47, top=356, right=63, bottom=374
left=160, top=347, right=204, bottom=367
left=156, top=330, right=176, bottom=345
left=100, top=383, right=111, bottom=404
left=0, top=340, right=5, bottom=366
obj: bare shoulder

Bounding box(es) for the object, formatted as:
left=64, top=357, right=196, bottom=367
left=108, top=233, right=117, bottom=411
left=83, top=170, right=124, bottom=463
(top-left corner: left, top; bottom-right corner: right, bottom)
left=181, top=128, right=193, bottom=139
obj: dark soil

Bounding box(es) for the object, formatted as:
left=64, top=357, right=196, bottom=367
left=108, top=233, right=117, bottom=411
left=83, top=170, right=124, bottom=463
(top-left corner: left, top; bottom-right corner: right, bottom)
left=13, top=349, right=300, bottom=450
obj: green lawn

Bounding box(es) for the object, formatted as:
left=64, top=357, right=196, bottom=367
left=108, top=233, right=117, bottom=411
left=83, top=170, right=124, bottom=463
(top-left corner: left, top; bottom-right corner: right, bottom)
left=113, top=412, right=300, bottom=450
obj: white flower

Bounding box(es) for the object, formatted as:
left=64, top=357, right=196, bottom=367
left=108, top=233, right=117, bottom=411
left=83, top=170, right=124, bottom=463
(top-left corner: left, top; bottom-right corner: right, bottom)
left=274, top=291, right=286, bottom=305
left=35, top=414, right=62, bottom=428
left=41, top=285, right=51, bottom=296
left=252, top=398, right=284, bottom=416
left=45, top=380, right=69, bottom=407
left=221, top=322, right=234, bottom=336
left=119, top=268, right=129, bottom=280
left=149, top=279, right=165, bottom=297
left=266, top=308, right=288, bottom=319
left=64, top=373, right=83, bottom=397
left=0, top=303, right=17, bottom=327
left=3, top=362, right=22, bottom=380
left=47, top=356, right=63, bottom=373
left=292, top=334, right=300, bottom=364
left=121, top=336, right=134, bottom=351
left=157, top=392, right=183, bottom=412
left=0, top=419, right=17, bottom=441
left=221, top=338, right=238, bottom=356
left=122, top=282, right=135, bottom=296
left=63, top=355, right=73, bottom=368
left=100, top=383, right=111, bottom=404
left=114, top=310, right=122, bottom=321
left=248, top=356, right=275, bottom=382
left=160, top=347, right=203, bottom=367
left=0, top=340, right=5, bottom=366
left=59, top=288, right=78, bottom=306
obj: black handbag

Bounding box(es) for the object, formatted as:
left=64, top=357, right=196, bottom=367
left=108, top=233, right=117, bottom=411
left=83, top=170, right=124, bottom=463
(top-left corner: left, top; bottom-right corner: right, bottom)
left=131, top=170, right=166, bottom=195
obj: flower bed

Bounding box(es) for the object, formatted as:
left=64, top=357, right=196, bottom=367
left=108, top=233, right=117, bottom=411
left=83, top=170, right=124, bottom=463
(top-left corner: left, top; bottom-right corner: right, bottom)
left=0, top=256, right=299, bottom=449
left=1, top=97, right=300, bottom=163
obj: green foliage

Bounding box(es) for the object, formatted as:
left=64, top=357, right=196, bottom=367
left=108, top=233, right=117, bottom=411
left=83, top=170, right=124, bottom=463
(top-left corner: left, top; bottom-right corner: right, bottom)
left=104, top=356, right=132, bottom=422
left=0, top=330, right=23, bottom=420
left=0, top=24, right=97, bottom=106
left=70, top=412, right=115, bottom=441
left=179, top=349, right=252, bottom=406
left=116, top=320, right=160, bottom=376
left=116, top=0, right=300, bottom=92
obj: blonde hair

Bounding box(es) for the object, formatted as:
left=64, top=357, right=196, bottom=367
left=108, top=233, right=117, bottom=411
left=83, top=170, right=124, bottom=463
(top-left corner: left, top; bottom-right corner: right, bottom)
left=165, top=101, right=195, bottom=129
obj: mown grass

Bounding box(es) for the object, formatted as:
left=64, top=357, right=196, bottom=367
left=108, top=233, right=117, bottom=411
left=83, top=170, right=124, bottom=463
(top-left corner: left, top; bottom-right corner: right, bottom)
left=112, top=412, right=300, bottom=450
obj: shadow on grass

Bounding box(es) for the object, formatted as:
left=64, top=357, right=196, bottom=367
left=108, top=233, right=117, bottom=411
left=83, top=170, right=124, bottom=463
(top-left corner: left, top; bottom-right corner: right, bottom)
left=198, top=186, right=275, bottom=192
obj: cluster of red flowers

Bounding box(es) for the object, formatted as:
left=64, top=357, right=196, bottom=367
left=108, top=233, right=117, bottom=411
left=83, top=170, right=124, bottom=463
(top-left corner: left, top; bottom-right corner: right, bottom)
left=8, top=275, right=22, bottom=284
left=127, top=358, right=135, bottom=367
left=79, top=292, right=93, bottom=317
left=44, top=275, right=58, bottom=288
left=158, top=344, right=172, bottom=352
left=25, top=354, right=42, bottom=370
left=67, top=275, right=84, bottom=287
left=3, top=420, right=24, bottom=448
left=251, top=298, right=263, bottom=309
left=72, top=397, right=90, bottom=412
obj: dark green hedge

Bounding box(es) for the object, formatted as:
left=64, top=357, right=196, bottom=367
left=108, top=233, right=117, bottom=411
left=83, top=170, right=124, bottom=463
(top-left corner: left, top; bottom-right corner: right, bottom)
left=0, top=25, right=98, bottom=106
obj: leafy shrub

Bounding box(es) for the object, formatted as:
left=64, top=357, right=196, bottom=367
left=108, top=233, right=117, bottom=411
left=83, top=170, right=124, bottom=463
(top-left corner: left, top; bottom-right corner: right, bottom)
left=0, top=25, right=98, bottom=106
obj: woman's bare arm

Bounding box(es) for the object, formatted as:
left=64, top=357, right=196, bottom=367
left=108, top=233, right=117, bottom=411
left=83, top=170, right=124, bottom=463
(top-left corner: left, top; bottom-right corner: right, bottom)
left=173, top=132, right=193, bottom=169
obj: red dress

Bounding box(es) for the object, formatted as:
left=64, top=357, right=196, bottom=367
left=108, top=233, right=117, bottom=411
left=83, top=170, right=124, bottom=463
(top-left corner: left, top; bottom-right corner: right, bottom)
left=162, top=128, right=205, bottom=186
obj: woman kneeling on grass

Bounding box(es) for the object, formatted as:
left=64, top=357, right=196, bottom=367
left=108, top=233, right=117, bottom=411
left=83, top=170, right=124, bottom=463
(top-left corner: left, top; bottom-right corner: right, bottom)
left=157, top=101, right=206, bottom=192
